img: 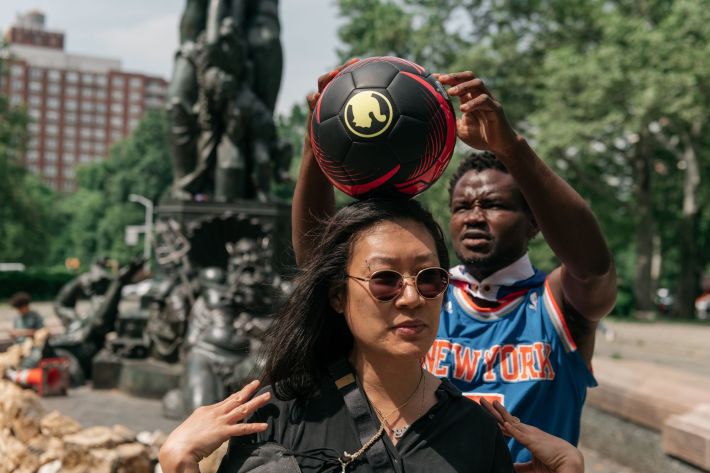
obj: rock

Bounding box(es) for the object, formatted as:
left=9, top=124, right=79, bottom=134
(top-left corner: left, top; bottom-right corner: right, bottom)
left=112, top=423, right=136, bottom=443
left=37, top=460, right=62, bottom=473
left=0, top=383, right=47, bottom=442
left=116, top=442, right=152, bottom=473
left=38, top=436, right=65, bottom=465
left=63, top=425, right=116, bottom=450
left=0, top=427, right=40, bottom=473
left=41, top=410, right=82, bottom=437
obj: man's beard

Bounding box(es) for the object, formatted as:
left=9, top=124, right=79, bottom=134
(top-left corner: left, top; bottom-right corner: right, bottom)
left=455, top=248, right=511, bottom=280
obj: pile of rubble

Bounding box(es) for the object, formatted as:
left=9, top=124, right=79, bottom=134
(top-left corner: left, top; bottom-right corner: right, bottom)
left=0, top=379, right=161, bottom=473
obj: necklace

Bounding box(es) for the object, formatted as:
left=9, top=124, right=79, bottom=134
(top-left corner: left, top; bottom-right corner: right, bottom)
left=338, top=369, right=424, bottom=472
left=373, top=369, right=425, bottom=440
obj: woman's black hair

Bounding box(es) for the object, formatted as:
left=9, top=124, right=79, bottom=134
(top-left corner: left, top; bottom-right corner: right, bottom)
left=261, top=198, right=449, bottom=400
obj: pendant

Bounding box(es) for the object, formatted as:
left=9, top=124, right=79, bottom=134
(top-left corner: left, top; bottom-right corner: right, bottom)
left=392, top=425, right=409, bottom=439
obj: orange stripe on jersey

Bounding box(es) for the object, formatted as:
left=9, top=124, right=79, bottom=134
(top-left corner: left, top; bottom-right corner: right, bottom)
left=543, top=278, right=577, bottom=351
left=452, top=281, right=529, bottom=313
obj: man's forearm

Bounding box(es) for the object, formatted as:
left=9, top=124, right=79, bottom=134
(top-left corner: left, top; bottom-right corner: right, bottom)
left=498, top=137, right=613, bottom=281
left=291, top=145, right=335, bottom=266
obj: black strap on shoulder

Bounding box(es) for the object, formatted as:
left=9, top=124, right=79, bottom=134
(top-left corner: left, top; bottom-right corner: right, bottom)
left=328, top=359, right=396, bottom=473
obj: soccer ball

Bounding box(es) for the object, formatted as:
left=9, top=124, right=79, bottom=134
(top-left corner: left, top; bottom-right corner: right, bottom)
left=310, top=56, right=456, bottom=198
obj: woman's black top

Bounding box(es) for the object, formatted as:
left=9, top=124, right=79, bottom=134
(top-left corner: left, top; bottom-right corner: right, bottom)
left=217, top=374, right=514, bottom=473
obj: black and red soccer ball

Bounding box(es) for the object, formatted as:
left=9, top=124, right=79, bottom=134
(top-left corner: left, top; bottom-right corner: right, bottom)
left=310, top=56, right=456, bottom=198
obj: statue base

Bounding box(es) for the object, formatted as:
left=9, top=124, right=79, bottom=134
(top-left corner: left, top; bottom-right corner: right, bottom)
left=93, top=350, right=181, bottom=399
left=156, top=198, right=294, bottom=273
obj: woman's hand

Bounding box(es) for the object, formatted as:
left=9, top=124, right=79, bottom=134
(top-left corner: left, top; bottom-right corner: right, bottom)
left=159, top=380, right=272, bottom=473
left=481, top=399, right=585, bottom=473
left=436, top=71, right=521, bottom=159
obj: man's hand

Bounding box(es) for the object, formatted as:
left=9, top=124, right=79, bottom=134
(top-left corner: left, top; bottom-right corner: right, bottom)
left=437, top=71, right=520, bottom=158
left=481, top=399, right=584, bottom=473
left=159, top=380, right=271, bottom=473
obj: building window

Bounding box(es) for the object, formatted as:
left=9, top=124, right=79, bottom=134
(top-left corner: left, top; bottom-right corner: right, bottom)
left=29, top=137, right=39, bottom=149
left=46, top=110, right=60, bottom=122
left=45, top=152, right=58, bottom=162
left=95, top=115, right=106, bottom=126
left=95, top=142, right=106, bottom=153
left=46, top=124, right=59, bottom=135
left=11, top=79, right=24, bottom=90
left=65, top=86, right=78, bottom=97
left=111, top=116, right=123, bottom=127
left=47, top=97, right=60, bottom=109
left=64, top=166, right=75, bottom=178
left=95, top=89, right=107, bottom=100
left=96, top=75, right=108, bottom=86
left=80, top=141, right=92, bottom=151
left=64, top=126, right=76, bottom=137
left=48, top=70, right=61, bottom=82
left=65, top=99, right=78, bottom=111
left=111, top=103, right=124, bottom=114
left=10, top=94, right=23, bottom=106
left=47, top=83, right=61, bottom=95
left=81, top=87, right=95, bottom=99
left=111, top=130, right=123, bottom=141
left=45, top=139, right=58, bottom=150
left=112, top=89, right=124, bottom=100
left=64, top=140, right=76, bottom=151
left=129, top=77, right=143, bottom=88
left=81, top=114, right=94, bottom=125
left=81, top=101, right=95, bottom=112
left=80, top=128, right=92, bottom=138
left=11, top=65, right=24, bottom=77
left=29, top=95, right=42, bottom=107
left=66, top=72, right=79, bottom=83
left=64, top=112, right=77, bottom=124
left=29, top=109, right=41, bottom=120
left=111, top=76, right=125, bottom=88
left=63, top=152, right=76, bottom=163
left=29, top=164, right=39, bottom=174
left=26, top=150, right=39, bottom=162
left=128, top=118, right=140, bottom=130
left=44, top=165, right=57, bottom=177
left=82, top=73, right=95, bottom=85
left=79, top=154, right=92, bottom=163
left=29, top=67, right=43, bottom=80
left=96, top=103, right=106, bottom=113
left=129, top=104, right=142, bottom=115
left=129, top=92, right=142, bottom=102
left=28, top=123, right=39, bottom=133
left=29, top=81, right=42, bottom=92
left=94, top=129, right=105, bottom=140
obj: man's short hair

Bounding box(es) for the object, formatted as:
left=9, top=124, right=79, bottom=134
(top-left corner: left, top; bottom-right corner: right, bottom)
left=448, top=150, right=508, bottom=205
left=10, top=292, right=31, bottom=308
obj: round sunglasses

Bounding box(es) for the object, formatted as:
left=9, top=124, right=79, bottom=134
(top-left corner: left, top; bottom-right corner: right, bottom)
left=347, top=267, right=450, bottom=302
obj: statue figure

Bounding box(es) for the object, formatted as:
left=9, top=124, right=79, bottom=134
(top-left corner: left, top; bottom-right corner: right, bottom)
left=167, top=0, right=290, bottom=202
left=47, top=258, right=145, bottom=384
left=164, top=236, right=281, bottom=416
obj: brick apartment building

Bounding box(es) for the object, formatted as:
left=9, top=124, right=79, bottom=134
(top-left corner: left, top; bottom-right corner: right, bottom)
left=0, top=10, right=167, bottom=192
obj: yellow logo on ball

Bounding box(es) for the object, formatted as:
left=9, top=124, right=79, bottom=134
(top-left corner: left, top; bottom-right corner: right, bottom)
left=344, top=91, right=393, bottom=138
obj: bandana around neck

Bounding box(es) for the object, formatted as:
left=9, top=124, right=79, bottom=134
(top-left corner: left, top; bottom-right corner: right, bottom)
left=450, top=254, right=546, bottom=302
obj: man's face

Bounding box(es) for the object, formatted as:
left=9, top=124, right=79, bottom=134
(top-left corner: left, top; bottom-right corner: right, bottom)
left=449, top=169, right=537, bottom=279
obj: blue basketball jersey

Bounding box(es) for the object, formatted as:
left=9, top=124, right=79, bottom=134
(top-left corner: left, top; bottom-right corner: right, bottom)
left=425, top=261, right=597, bottom=462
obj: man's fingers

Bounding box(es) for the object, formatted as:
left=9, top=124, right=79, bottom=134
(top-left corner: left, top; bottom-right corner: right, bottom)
left=492, top=400, right=519, bottom=425
left=227, top=421, right=269, bottom=438
left=480, top=398, right=505, bottom=425
left=438, top=71, right=476, bottom=85
left=306, top=92, right=320, bottom=112
left=225, top=391, right=271, bottom=423
left=448, top=78, right=490, bottom=98
left=460, top=93, right=500, bottom=113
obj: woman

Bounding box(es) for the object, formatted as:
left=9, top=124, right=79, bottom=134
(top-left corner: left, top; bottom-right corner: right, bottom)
left=160, top=199, right=583, bottom=473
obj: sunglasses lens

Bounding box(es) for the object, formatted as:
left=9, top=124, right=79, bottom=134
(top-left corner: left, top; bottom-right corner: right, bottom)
left=416, top=268, right=449, bottom=298
left=368, top=271, right=403, bottom=301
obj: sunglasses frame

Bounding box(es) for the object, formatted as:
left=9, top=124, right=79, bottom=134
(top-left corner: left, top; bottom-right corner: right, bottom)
left=347, top=266, right=450, bottom=302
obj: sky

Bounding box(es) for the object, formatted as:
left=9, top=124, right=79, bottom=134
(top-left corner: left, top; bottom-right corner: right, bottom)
left=0, top=0, right=343, bottom=114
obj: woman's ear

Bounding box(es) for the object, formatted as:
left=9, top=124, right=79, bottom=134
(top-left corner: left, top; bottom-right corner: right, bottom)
left=329, top=284, right=345, bottom=314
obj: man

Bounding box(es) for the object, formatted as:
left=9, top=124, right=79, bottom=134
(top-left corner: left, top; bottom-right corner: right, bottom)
left=9, top=292, right=44, bottom=342
left=292, top=66, right=616, bottom=462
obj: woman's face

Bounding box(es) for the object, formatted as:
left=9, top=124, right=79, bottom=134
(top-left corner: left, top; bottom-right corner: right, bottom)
left=334, top=219, right=443, bottom=362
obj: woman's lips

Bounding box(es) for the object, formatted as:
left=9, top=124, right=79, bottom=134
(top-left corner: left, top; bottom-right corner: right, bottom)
left=392, top=321, right=425, bottom=336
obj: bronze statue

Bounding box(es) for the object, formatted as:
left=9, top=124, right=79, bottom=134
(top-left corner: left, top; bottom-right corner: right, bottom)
left=167, top=0, right=289, bottom=202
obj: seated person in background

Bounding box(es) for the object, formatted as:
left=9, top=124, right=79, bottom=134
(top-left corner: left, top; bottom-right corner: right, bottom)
left=9, top=292, right=44, bottom=343
left=159, top=199, right=583, bottom=473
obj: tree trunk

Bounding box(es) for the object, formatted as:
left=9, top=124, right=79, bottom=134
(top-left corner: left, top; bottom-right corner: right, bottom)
left=632, top=136, right=656, bottom=319
left=672, top=132, right=701, bottom=319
